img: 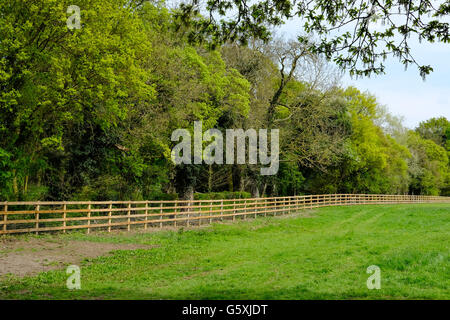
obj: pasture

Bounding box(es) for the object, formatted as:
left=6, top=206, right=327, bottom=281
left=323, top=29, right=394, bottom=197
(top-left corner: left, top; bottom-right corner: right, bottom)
left=0, top=204, right=449, bottom=299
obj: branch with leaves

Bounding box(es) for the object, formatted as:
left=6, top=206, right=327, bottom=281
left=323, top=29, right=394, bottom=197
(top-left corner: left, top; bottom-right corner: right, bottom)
left=175, top=0, right=449, bottom=78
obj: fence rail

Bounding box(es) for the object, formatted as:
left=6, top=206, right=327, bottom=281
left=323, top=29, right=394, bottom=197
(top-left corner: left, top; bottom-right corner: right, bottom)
left=1, top=194, right=449, bottom=235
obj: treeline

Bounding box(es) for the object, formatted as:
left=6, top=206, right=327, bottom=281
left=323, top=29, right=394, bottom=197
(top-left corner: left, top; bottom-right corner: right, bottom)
left=0, top=0, right=449, bottom=201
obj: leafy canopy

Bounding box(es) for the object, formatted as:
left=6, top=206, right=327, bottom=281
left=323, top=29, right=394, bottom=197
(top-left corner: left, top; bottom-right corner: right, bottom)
left=175, top=0, right=450, bottom=78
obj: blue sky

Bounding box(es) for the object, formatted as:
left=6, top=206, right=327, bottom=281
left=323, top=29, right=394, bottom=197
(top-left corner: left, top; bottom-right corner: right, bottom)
left=277, top=19, right=450, bottom=129
left=343, top=41, right=450, bottom=128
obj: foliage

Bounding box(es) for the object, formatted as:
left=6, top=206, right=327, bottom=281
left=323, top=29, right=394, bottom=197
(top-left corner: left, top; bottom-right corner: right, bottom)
left=194, top=191, right=251, bottom=200
left=0, top=1, right=448, bottom=201
left=407, top=131, right=449, bottom=195
left=175, top=0, right=450, bottom=78
left=415, top=117, right=450, bottom=149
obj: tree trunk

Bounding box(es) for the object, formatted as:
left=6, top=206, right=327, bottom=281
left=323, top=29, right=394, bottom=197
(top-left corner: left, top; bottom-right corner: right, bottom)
left=180, top=184, right=194, bottom=201
left=24, top=175, right=28, bottom=195
left=12, top=170, right=18, bottom=197
left=208, top=165, right=212, bottom=193
left=228, top=167, right=234, bottom=192
left=179, top=185, right=194, bottom=214
left=261, top=183, right=267, bottom=197
left=250, top=183, right=260, bottom=198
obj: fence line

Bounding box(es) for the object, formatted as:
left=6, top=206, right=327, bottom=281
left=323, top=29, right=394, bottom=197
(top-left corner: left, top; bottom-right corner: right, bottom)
left=0, top=194, right=449, bottom=235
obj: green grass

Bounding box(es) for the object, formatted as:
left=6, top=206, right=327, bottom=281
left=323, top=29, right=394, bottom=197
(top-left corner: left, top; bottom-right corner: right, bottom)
left=0, top=204, right=449, bottom=299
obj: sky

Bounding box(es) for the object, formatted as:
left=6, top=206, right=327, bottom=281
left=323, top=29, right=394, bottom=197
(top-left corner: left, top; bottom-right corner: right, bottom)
left=277, top=17, right=450, bottom=129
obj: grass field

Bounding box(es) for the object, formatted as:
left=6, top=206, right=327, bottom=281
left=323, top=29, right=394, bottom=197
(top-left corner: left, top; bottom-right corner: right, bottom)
left=0, top=204, right=449, bottom=299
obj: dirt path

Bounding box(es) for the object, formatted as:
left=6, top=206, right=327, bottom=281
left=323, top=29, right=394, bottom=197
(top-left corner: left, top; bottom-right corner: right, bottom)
left=0, top=238, right=152, bottom=278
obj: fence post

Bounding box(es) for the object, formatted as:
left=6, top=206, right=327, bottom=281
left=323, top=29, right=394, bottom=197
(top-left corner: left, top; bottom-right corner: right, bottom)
left=285, top=197, right=288, bottom=214
left=108, top=203, right=112, bottom=232
left=159, top=203, right=163, bottom=228
left=35, top=204, right=40, bottom=235
left=63, top=203, right=67, bottom=234
left=284, top=197, right=291, bottom=214
left=244, top=200, right=247, bottom=220
left=288, top=197, right=291, bottom=214
left=87, top=202, right=91, bottom=234
left=198, top=200, right=202, bottom=226
left=144, top=201, right=148, bottom=230
left=174, top=202, right=178, bottom=227
left=127, top=203, right=131, bottom=232
left=209, top=201, right=213, bottom=224
left=220, top=200, right=224, bottom=221
left=187, top=200, right=190, bottom=227
left=233, top=200, right=236, bottom=221
left=3, top=203, right=7, bottom=233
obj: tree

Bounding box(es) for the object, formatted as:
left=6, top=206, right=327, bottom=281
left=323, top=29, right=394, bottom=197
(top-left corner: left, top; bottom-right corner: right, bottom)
left=221, top=38, right=349, bottom=196
left=414, top=117, right=450, bottom=195
left=415, top=117, right=450, bottom=149
left=0, top=0, right=154, bottom=200
left=175, top=0, right=450, bottom=78
left=138, top=3, right=251, bottom=200
left=303, top=87, right=411, bottom=195
left=407, top=131, right=449, bottom=195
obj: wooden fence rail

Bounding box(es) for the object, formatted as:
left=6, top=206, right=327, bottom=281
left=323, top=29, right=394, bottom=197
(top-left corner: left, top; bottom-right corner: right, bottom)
left=0, top=194, right=449, bottom=235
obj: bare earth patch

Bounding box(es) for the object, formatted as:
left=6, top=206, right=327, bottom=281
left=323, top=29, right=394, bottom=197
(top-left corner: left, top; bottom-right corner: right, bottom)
left=0, top=211, right=315, bottom=278
left=0, top=238, right=152, bottom=277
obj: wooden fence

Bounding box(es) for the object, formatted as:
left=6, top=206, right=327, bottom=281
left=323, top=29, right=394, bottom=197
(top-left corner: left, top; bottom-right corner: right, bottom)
left=0, top=194, right=449, bottom=235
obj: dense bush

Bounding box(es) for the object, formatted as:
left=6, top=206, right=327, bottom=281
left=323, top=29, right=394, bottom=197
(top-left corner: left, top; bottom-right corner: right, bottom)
left=195, top=192, right=251, bottom=200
